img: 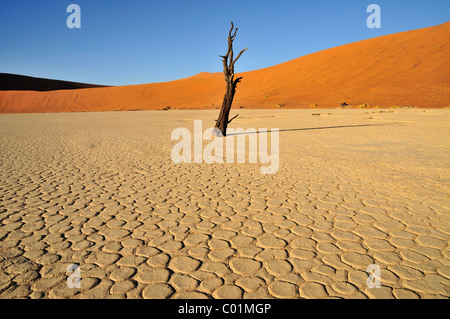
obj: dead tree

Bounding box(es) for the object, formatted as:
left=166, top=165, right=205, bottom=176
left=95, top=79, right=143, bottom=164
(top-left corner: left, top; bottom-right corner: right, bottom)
left=214, top=22, right=248, bottom=136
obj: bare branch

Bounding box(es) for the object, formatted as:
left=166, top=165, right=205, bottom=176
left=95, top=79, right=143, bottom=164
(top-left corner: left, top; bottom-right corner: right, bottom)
left=233, top=77, right=243, bottom=86
left=227, top=113, right=239, bottom=124
left=231, top=27, right=238, bottom=40
left=229, top=40, right=234, bottom=68
left=232, top=47, right=248, bottom=66
left=228, top=21, right=234, bottom=37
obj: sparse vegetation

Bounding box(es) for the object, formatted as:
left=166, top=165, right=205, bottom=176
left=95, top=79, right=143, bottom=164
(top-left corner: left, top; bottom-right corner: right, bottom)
left=163, top=106, right=171, bottom=110
left=272, top=103, right=285, bottom=108
left=312, top=113, right=331, bottom=116
left=358, top=103, right=372, bottom=109
left=390, top=105, right=415, bottom=109
left=310, top=103, right=316, bottom=108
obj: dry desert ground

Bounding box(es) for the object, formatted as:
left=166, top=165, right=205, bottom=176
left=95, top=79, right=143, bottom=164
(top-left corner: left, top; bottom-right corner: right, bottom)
left=0, top=109, right=449, bottom=299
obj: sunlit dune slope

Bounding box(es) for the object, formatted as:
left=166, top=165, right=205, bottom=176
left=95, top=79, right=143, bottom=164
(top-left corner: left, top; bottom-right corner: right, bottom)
left=1, top=22, right=449, bottom=113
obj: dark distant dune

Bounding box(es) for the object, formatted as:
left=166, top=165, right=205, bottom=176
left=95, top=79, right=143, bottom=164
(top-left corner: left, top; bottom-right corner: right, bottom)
left=0, top=73, right=108, bottom=91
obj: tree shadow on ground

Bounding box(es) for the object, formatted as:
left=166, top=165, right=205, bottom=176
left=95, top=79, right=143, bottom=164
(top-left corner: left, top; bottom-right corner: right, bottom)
left=226, top=122, right=400, bottom=136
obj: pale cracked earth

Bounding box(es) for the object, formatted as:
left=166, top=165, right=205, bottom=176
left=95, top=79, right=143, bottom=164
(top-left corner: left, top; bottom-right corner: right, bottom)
left=0, top=109, right=449, bottom=299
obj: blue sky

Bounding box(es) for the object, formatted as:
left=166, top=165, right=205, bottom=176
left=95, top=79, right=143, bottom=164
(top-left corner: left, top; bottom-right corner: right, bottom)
left=0, top=0, right=448, bottom=86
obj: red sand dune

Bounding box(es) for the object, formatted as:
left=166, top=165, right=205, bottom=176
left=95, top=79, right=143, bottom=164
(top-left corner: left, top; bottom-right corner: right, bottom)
left=1, top=22, right=449, bottom=113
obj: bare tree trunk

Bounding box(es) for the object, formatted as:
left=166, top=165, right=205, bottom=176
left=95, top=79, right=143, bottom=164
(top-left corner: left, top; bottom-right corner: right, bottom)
left=215, top=22, right=248, bottom=136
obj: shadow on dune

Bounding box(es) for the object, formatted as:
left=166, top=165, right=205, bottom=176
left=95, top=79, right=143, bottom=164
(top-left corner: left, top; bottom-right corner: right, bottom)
left=226, top=122, right=399, bottom=136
